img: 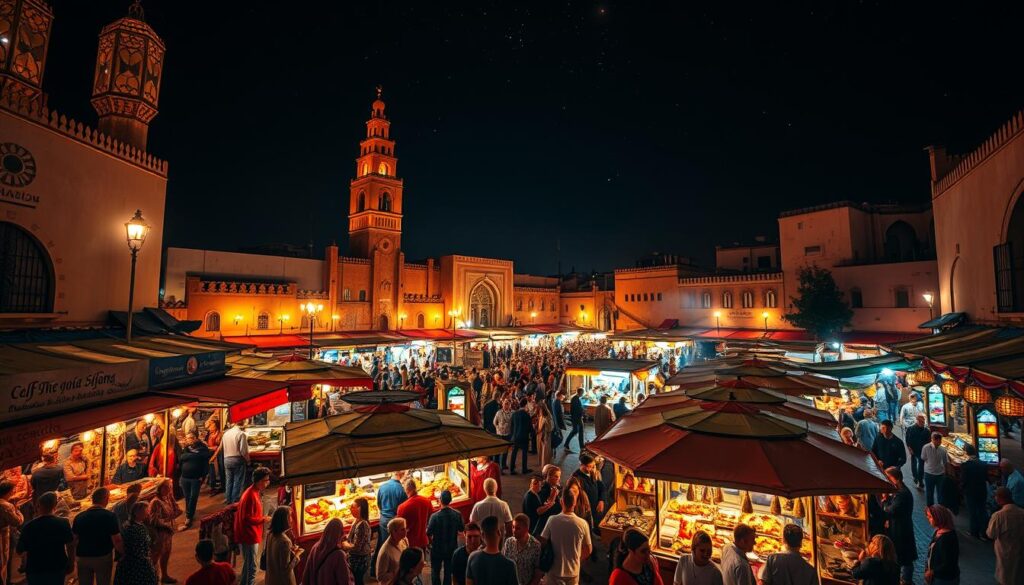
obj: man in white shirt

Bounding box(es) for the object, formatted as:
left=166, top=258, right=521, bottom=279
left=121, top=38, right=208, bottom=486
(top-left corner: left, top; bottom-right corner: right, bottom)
left=720, top=523, right=756, bottom=585
left=898, top=392, right=924, bottom=433
left=220, top=422, right=249, bottom=504
left=758, top=525, right=816, bottom=585
left=987, top=487, right=1024, bottom=585
left=920, top=431, right=949, bottom=507
left=374, top=516, right=409, bottom=585
left=540, top=487, right=591, bottom=585
left=469, top=478, right=513, bottom=538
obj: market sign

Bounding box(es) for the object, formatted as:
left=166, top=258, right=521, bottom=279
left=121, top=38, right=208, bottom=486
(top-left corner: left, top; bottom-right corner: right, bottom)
left=148, top=351, right=226, bottom=389
left=1, top=360, right=150, bottom=424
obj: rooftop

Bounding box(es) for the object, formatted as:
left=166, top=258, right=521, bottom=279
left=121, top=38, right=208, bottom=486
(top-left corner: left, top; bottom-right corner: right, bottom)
left=779, top=200, right=930, bottom=218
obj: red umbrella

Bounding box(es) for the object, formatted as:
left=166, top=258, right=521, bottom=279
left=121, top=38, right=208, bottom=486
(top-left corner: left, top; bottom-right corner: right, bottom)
left=227, top=354, right=372, bottom=400
left=588, top=400, right=891, bottom=497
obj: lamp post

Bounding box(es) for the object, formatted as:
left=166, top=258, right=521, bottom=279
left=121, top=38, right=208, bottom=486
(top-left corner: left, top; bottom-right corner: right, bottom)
left=448, top=308, right=461, bottom=364
left=530, top=311, right=537, bottom=324
left=762, top=311, right=769, bottom=334
left=332, top=314, right=340, bottom=332
left=399, top=313, right=407, bottom=330
left=234, top=314, right=243, bottom=335
left=124, top=210, right=150, bottom=343
left=922, top=292, right=935, bottom=320
left=303, top=302, right=323, bottom=359
left=713, top=311, right=721, bottom=336
left=279, top=314, right=289, bottom=334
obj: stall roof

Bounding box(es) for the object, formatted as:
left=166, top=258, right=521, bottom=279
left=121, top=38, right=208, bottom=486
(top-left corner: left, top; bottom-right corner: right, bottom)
left=793, top=354, right=919, bottom=379
left=0, top=393, right=186, bottom=470
left=222, top=334, right=318, bottom=349
left=885, top=326, right=1024, bottom=393
left=394, top=329, right=485, bottom=341
left=282, top=404, right=510, bottom=484
left=159, top=377, right=290, bottom=422
left=609, top=327, right=710, bottom=342
left=565, top=359, right=659, bottom=375
left=918, top=312, right=966, bottom=330
left=226, top=354, right=372, bottom=398
left=522, top=324, right=590, bottom=334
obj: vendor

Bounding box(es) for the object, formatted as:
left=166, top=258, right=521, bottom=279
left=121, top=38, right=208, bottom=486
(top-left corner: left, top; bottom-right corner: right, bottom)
left=125, top=420, right=151, bottom=462
left=62, top=442, right=91, bottom=500
left=112, top=449, right=148, bottom=485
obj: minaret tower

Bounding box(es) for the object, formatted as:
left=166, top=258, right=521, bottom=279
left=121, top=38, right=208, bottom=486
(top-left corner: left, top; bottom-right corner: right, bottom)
left=0, top=0, right=54, bottom=106
left=91, top=0, right=165, bottom=150
left=348, top=86, right=403, bottom=259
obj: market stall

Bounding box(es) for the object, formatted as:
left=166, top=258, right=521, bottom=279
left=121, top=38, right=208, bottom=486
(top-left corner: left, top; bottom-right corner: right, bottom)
left=281, top=391, right=509, bottom=545
left=564, top=359, right=660, bottom=414
left=588, top=398, right=893, bottom=585
left=435, top=379, right=479, bottom=424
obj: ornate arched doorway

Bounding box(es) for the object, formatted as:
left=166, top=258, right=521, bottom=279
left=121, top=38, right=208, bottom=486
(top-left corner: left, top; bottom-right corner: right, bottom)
left=379, top=315, right=389, bottom=330
left=470, top=282, right=496, bottom=328
left=0, top=221, right=54, bottom=313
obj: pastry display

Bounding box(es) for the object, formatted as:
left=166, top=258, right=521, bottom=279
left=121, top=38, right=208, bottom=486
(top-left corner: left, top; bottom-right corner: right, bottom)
left=742, top=513, right=783, bottom=537
left=245, top=427, right=283, bottom=452
left=600, top=508, right=655, bottom=535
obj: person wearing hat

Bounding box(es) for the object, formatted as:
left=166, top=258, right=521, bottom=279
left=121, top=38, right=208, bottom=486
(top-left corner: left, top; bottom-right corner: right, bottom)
left=427, top=490, right=465, bottom=585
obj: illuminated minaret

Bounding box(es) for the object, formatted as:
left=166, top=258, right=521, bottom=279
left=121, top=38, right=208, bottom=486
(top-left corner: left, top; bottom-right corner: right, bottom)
left=0, top=0, right=54, bottom=106
left=348, top=86, right=403, bottom=259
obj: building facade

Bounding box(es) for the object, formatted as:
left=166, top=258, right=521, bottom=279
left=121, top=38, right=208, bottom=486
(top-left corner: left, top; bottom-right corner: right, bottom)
left=0, top=1, right=168, bottom=328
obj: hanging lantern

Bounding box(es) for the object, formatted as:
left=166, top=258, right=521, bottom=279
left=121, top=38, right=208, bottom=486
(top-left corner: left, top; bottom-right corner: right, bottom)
left=905, top=372, right=917, bottom=387
left=940, top=380, right=962, bottom=397
left=770, top=496, right=781, bottom=515
left=995, top=395, right=1024, bottom=417
left=740, top=492, right=753, bottom=514
left=963, top=385, right=992, bottom=405
left=792, top=498, right=805, bottom=518
left=916, top=369, right=935, bottom=383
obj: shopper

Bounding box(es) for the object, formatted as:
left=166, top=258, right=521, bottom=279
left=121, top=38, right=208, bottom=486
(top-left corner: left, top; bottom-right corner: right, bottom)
left=0, top=480, right=24, bottom=585
left=178, top=431, right=210, bottom=530
left=302, top=517, right=350, bottom=585
left=879, top=467, right=917, bottom=584
left=392, top=547, right=426, bottom=585
left=920, top=432, right=949, bottom=507
left=539, top=486, right=592, bottom=585
left=204, top=417, right=223, bottom=495
left=757, top=524, right=816, bottom=585
left=501, top=514, right=541, bottom=585
left=149, top=478, right=182, bottom=584
left=220, top=421, right=249, bottom=505
left=925, top=504, right=960, bottom=585
left=184, top=539, right=235, bottom=585
left=398, top=478, right=433, bottom=550
left=671, top=530, right=721, bottom=585
left=72, top=487, right=123, bottom=585
left=509, top=398, right=534, bottom=475
left=372, top=471, right=408, bottom=577
left=999, top=459, right=1024, bottom=506
left=533, top=465, right=562, bottom=536
left=593, top=395, right=615, bottom=438
left=720, top=523, right=755, bottom=585
left=469, top=478, right=513, bottom=538
left=535, top=400, right=555, bottom=469
left=114, top=501, right=157, bottom=585
left=572, top=454, right=606, bottom=528
left=235, top=466, right=272, bottom=585
left=265, top=507, right=300, bottom=585
left=849, top=534, right=899, bottom=585
left=465, top=515, right=517, bottom=585
left=16, top=491, right=74, bottom=585
left=959, top=443, right=990, bottom=539
left=470, top=456, right=502, bottom=504
left=871, top=420, right=907, bottom=471
left=112, top=483, right=142, bottom=528
left=987, top=487, right=1024, bottom=585
left=904, top=413, right=930, bottom=490
left=612, top=396, right=630, bottom=420
left=522, top=473, right=545, bottom=533
left=426, top=490, right=464, bottom=585
left=880, top=381, right=901, bottom=427
left=898, top=392, right=924, bottom=434
left=610, top=527, right=664, bottom=585
left=452, top=522, right=482, bottom=585
left=343, top=498, right=372, bottom=585
left=563, top=388, right=586, bottom=454
left=374, top=516, right=409, bottom=585
left=854, top=409, right=880, bottom=451
left=494, top=400, right=515, bottom=471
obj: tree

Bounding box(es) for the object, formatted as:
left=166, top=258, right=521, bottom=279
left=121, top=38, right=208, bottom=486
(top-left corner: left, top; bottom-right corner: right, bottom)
left=783, top=266, right=853, bottom=340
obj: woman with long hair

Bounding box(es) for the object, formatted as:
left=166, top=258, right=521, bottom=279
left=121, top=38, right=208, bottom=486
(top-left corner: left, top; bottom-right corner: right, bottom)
left=925, top=504, right=960, bottom=585
left=565, top=477, right=593, bottom=528
left=851, top=534, right=899, bottom=585
left=610, top=528, right=664, bottom=585
left=391, top=547, right=425, bottom=585
left=301, top=518, right=350, bottom=585
left=535, top=400, right=554, bottom=468
left=115, top=501, right=157, bottom=585
left=266, top=506, right=301, bottom=585
left=343, top=497, right=372, bottom=585
left=148, top=478, right=181, bottom=584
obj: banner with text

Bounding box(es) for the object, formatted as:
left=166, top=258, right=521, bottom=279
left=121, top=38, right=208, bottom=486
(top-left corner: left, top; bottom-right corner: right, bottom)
left=1, top=361, right=150, bottom=424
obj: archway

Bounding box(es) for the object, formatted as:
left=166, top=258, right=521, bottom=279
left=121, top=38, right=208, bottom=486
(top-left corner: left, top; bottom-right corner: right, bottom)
left=379, top=192, right=392, bottom=212
left=884, top=221, right=918, bottom=262
left=379, top=315, right=389, bottom=330
left=0, top=221, right=54, bottom=313
left=470, top=281, right=497, bottom=328
left=416, top=313, right=425, bottom=328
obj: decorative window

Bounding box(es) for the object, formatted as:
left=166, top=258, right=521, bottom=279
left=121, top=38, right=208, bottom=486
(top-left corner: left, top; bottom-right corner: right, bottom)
left=361, top=163, right=370, bottom=176
left=417, top=313, right=425, bottom=328
left=528, top=299, right=534, bottom=309
left=378, top=162, right=390, bottom=175
left=701, top=291, right=712, bottom=309
left=722, top=291, right=734, bottom=309
left=580, top=304, right=585, bottom=311
left=764, top=289, right=778, bottom=308
left=257, top=313, right=270, bottom=330
left=0, top=222, right=54, bottom=313
left=540, top=299, right=546, bottom=311
left=379, top=192, right=392, bottom=212
left=343, top=288, right=351, bottom=301
left=516, top=298, right=523, bottom=311
left=358, top=290, right=367, bottom=301
left=205, top=312, right=220, bottom=332
left=804, top=245, right=822, bottom=256
left=657, top=293, right=663, bottom=301
left=741, top=290, right=754, bottom=308
left=643, top=293, right=648, bottom=301
left=357, top=192, right=366, bottom=212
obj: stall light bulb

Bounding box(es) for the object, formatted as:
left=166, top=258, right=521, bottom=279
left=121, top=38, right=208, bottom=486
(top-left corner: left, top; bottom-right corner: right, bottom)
left=881, top=368, right=893, bottom=376
left=144, top=413, right=154, bottom=423
left=831, top=342, right=841, bottom=349
left=42, top=439, right=58, bottom=451
left=82, top=431, right=95, bottom=442
left=172, top=408, right=182, bottom=419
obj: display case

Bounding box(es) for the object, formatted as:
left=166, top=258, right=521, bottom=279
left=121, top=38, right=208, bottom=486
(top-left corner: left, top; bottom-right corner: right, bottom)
left=245, top=426, right=284, bottom=454
left=599, top=464, right=657, bottom=542
left=443, top=385, right=467, bottom=418
left=293, top=460, right=471, bottom=537
left=974, top=407, right=1000, bottom=465
left=813, top=494, right=869, bottom=584
left=925, top=384, right=948, bottom=427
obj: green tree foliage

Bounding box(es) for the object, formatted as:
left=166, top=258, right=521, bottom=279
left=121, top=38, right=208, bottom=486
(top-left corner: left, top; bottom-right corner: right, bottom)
left=783, top=266, right=853, bottom=340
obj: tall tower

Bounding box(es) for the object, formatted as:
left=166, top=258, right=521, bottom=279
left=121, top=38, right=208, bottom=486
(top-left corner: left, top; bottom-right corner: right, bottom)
left=348, top=87, right=403, bottom=259
left=0, top=0, right=54, bottom=106
left=91, top=0, right=165, bottom=150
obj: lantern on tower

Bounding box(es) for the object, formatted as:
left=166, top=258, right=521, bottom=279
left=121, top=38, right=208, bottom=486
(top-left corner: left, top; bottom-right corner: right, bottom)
left=0, top=0, right=53, bottom=105
left=91, top=0, right=165, bottom=150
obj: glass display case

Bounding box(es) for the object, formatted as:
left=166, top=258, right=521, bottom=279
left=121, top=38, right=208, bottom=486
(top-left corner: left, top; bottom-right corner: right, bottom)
left=244, top=426, right=284, bottom=454
left=925, top=384, right=948, bottom=427
left=599, top=464, right=657, bottom=538
left=445, top=386, right=467, bottom=419
left=813, top=495, right=869, bottom=584
left=974, top=408, right=1000, bottom=465
left=293, top=460, right=471, bottom=536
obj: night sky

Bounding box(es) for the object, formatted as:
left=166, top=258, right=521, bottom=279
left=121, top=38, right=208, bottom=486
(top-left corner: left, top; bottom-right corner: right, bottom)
left=42, top=1, right=1024, bottom=274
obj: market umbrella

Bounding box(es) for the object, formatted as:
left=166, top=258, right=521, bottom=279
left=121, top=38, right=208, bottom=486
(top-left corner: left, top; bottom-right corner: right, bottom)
left=282, top=391, right=510, bottom=484
left=227, top=354, right=372, bottom=399
left=588, top=400, right=892, bottom=497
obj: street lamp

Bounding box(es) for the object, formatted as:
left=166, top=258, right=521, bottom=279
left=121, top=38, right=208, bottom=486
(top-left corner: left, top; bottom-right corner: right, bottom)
left=530, top=311, right=537, bottom=323
left=331, top=314, right=340, bottom=332
left=399, top=313, right=407, bottom=330
left=922, top=292, right=935, bottom=320
left=303, top=302, right=323, bottom=359
left=713, top=311, right=721, bottom=335
left=124, top=210, right=150, bottom=343
left=579, top=310, right=587, bottom=326
left=762, top=311, right=769, bottom=334
left=448, top=308, right=461, bottom=364
left=278, top=314, right=289, bottom=334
